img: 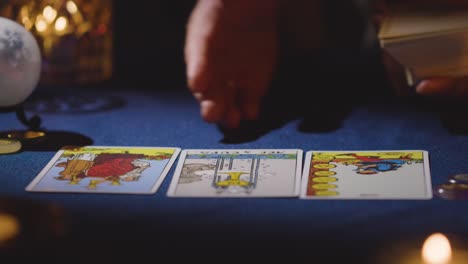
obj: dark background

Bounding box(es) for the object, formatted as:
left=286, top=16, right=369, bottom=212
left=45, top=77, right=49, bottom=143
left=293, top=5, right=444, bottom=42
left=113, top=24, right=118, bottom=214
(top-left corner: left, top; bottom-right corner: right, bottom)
left=109, top=1, right=379, bottom=94
left=111, top=0, right=196, bottom=90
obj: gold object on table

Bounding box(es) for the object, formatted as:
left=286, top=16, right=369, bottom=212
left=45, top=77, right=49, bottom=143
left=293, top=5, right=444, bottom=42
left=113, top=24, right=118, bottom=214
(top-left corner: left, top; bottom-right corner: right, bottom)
left=0, top=139, right=22, bottom=154
left=6, top=130, right=45, bottom=140
left=0, top=130, right=46, bottom=147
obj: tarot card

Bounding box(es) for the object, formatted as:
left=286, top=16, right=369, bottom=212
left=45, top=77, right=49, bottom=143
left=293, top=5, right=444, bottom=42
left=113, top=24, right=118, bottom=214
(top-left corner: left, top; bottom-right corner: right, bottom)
left=167, top=149, right=303, bottom=197
left=26, top=146, right=181, bottom=194
left=300, top=150, right=432, bottom=199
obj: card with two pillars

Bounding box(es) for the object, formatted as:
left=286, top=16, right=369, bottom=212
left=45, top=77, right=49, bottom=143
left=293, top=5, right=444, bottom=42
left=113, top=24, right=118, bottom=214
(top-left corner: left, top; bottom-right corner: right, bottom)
left=167, top=149, right=303, bottom=197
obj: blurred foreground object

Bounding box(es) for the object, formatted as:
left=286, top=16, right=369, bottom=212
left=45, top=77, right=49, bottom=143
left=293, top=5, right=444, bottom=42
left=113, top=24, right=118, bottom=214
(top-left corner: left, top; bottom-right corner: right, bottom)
left=0, top=195, right=68, bottom=258
left=379, top=3, right=468, bottom=86
left=0, top=0, right=113, bottom=86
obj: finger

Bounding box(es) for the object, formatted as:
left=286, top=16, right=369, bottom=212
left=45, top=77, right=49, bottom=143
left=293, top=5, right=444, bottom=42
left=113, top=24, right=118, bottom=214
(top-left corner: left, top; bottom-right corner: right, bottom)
left=193, top=92, right=203, bottom=102
left=222, top=104, right=242, bottom=129
left=237, top=64, right=272, bottom=121
left=239, top=83, right=263, bottom=121
left=184, top=0, right=221, bottom=93
left=215, top=80, right=242, bottom=129
left=416, top=78, right=457, bottom=95
left=241, top=100, right=261, bottom=121
left=197, top=84, right=229, bottom=123
left=200, top=99, right=224, bottom=123
left=184, top=25, right=209, bottom=93
left=185, top=52, right=209, bottom=94
left=453, top=77, right=468, bottom=96
left=417, top=77, right=468, bottom=96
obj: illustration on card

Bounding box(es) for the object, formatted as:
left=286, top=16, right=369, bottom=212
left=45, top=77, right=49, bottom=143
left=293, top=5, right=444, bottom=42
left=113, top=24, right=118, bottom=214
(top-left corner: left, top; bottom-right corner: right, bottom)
left=174, top=150, right=300, bottom=196
left=305, top=151, right=426, bottom=198
left=29, top=146, right=177, bottom=193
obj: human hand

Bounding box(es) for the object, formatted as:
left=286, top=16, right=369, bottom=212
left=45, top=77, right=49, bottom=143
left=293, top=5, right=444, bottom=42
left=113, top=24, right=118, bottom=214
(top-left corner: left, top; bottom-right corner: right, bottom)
left=184, top=0, right=279, bottom=128
left=373, top=0, right=468, bottom=96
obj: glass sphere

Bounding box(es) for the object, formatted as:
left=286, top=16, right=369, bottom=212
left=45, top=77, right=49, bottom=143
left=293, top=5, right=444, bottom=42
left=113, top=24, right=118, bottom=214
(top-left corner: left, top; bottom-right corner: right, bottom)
left=0, top=16, right=41, bottom=108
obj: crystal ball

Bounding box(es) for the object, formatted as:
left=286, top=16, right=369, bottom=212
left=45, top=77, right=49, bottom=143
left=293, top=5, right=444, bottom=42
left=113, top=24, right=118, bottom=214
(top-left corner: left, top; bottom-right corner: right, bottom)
left=0, top=17, right=41, bottom=108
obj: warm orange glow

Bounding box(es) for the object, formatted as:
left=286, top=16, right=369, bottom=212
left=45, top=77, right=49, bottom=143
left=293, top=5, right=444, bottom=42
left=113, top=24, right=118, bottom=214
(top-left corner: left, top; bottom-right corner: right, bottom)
left=35, top=16, right=47, bottom=32
left=422, top=233, right=452, bottom=264
left=19, top=5, right=29, bottom=19
left=66, top=1, right=78, bottom=14
left=0, top=213, right=20, bottom=242
left=54, top=16, right=68, bottom=32
left=43, top=5, right=57, bottom=23
left=22, top=17, right=33, bottom=30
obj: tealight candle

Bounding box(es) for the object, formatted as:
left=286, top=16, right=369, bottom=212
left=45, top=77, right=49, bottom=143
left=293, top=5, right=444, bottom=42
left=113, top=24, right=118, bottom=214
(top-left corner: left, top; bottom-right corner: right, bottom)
left=0, top=213, right=20, bottom=244
left=422, top=233, right=452, bottom=264
left=374, top=233, right=468, bottom=264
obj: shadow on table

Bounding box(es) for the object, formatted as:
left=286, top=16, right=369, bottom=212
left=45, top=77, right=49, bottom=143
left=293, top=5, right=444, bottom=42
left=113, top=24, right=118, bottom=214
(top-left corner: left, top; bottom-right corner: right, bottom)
left=437, top=98, right=468, bottom=136
left=219, top=52, right=386, bottom=144
left=218, top=51, right=468, bottom=144
left=219, top=97, right=355, bottom=144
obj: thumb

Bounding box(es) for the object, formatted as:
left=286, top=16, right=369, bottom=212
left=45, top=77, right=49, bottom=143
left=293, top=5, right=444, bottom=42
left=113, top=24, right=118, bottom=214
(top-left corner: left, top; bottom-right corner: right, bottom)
left=416, top=78, right=457, bottom=95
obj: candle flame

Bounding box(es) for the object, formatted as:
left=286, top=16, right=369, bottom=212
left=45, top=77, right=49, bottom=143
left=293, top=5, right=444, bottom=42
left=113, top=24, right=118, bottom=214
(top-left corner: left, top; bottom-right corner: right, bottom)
left=422, top=233, right=452, bottom=264
left=0, top=213, right=20, bottom=242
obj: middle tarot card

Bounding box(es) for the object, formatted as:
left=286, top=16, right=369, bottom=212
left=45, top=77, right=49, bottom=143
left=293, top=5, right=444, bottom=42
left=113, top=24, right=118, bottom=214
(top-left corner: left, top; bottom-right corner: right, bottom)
left=167, top=149, right=303, bottom=198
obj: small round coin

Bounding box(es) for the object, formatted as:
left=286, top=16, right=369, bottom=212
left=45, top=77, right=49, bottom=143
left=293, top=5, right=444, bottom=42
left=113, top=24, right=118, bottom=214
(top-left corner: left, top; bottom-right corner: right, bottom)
left=434, top=183, right=468, bottom=200
left=448, top=174, right=468, bottom=184
left=0, top=139, right=21, bottom=154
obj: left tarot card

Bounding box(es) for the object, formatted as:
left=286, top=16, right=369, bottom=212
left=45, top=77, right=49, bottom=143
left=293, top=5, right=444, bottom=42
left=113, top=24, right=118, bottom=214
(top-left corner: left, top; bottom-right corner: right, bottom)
left=167, top=149, right=303, bottom=198
left=26, top=146, right=181, bottom=194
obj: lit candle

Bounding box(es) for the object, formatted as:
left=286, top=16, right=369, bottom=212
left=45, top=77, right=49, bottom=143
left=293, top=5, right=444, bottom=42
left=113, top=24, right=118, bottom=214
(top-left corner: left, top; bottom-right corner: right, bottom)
left=422, top=233, right=452, bottom=264
left=0, top=213, right=20, bottom=244
left=374, top=233, right=468, bottom=264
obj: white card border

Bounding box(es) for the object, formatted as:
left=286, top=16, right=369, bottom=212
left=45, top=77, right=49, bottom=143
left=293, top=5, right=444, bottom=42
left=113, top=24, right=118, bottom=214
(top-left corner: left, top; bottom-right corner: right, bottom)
left=25, top=146, right=181, bottom=194
left=167, top=149, right=303, bottom=198
left=300, top=150, right=432, bottom=200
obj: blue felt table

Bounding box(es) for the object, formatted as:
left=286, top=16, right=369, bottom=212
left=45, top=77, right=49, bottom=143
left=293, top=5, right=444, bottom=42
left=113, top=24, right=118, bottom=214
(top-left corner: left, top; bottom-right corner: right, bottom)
left=1, top=69, right=467, bottom=262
